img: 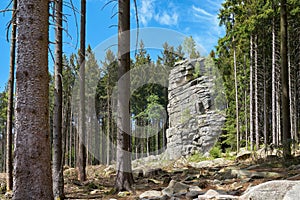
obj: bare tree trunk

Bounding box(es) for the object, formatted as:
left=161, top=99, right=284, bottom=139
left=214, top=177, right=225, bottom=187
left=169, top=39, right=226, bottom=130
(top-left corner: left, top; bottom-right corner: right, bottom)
left=64, top=108, right=69, bottom=166
left=243, top=55, right=248, bottom=149
left=101, top=121, right=106, bottom=164
left=233, top=36, right=239, bottom=152
left=276, top=85, right=281, bottom=146
left=2, top=130, right=6, bottom=173
left=254, top=35, right=259, bottom=150
left=157, top=121, right=160, bottom=154
left=288, top=32, right=297, bottom=153
left=250, top=35, right=254, bottom=151
left=272, top=16, right=277, bottom=145
left=52, top=0, right=64, bottom=198
left=263, top=45, right=269, bottom=147
left=77, top=0, right=87, bottom=182
left=263, top=43, right=266, bottom=146
left=13, top=0, right=53, bottom=198
left=112, top=108, right=117, bottom=162
left=115, top=0, right=134, bottom=192
left=6, top=0, right=17, bottom=192
left=94, top=114, right=100, bottom=165
left=146, top=127, right=149, bottom=156
left=280, top=0, right=291, bottom=158
left=63, top=96, right=71, bottom=166
left=106, top=87, right=110, bottom=165
left=136, top=119, right=141, bottom=159
left=141, top=120, right=145, bottom=157
left=74, top=115, right=78, bottom=168
left=69, top=111, right=73, bottom=166
left=86, top=97, right=92, bottom=166
left=295, top=62, right=300, bottom=149
left=295, top=15, right=299, bottom=150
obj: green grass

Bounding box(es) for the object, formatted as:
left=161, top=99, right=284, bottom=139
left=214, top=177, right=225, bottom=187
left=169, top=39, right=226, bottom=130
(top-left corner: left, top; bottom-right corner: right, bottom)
left=210, top=146, right=221, bottom=158
left=187, top=146, right=236, bottom=162
left=187, top=152, right=213, bottom=163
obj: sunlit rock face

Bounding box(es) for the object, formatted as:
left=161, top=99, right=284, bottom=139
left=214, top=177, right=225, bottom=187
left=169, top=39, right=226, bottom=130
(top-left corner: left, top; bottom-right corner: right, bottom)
left=165, top=58, right=225, bottom=160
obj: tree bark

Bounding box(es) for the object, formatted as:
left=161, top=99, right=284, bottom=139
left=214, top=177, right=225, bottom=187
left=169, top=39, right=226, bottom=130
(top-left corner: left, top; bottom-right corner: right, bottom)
left=52, top=0, right=64, bottom=198
left=254, top=35, right=259, bottom=149
left=77, top=0, right=87, bottom=182
left=280, top=0, right=291, bottom=158
left=13, top=0, right=53, bottom=199
left=115, top=0, right=134, bottom=192
left=243, top=55, right=248, bottom=149
left=263, top=44, right=269, bottom=146
left=63, top=93, right=71, bottom=166
left=6, top=0, right=17, bottom=192
left=249, top=35, right=254, bottom=151
left=69, top=110, right=73, bottom=166
left=272, top=16, right=277, bottom=145
left=106, top=85, right=110, bottom=165
left=233, top=36, right=239, bottom=152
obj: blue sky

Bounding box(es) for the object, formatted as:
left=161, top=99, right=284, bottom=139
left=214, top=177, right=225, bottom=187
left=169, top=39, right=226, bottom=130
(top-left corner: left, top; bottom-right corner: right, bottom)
left=0, top=0, right=225, bottom=91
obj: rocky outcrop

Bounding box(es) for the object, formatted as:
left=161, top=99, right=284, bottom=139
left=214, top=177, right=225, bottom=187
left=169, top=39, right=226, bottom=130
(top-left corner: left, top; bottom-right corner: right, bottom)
left=240, top=180, right=300, bottom=200
left=165, top=58, right=225, bottom=159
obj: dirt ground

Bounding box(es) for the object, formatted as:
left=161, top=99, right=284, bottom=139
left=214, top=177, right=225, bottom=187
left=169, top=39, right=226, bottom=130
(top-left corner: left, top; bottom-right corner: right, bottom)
left=1, top=156, right=300, bottom=200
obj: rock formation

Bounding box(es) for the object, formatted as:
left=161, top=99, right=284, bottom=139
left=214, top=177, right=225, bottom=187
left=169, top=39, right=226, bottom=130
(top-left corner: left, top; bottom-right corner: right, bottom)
left=240, top=180, right=300, bottom=200
left=164, top=58, right=225, bottom=159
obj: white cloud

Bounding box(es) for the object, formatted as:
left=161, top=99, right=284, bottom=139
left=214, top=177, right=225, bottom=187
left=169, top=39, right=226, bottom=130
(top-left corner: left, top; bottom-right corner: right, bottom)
left=139, top=0, right=155, bottom=26
left=192, top=5, right=213, bottom=17
left=154, top=12, right=178, bottom=26
left=184, top=27, right=191, bottom=33
left=183, top=1, right=225, bottom=55
left=137, top=0, right=179, bottom=26
left=133, top=0, right=225, bottom=54
left=190, top=3, right=224, bottom=37
left=206, top=0, right=225, bottom=8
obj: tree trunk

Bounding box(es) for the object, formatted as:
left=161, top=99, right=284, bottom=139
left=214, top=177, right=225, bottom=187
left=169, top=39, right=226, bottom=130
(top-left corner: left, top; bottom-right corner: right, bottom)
left=146, top=127, right=150, bottom=156
left=249, top=35, right=254, bottom=151
left=64, top=106, right=69, bottom=166
left=6, top=0, right=17, bottom=192
left=106, top=87, right=110, bottom=165
left=157, top=121, right=160, bottom=154
left=287, top=30, right=297, bottom=152
left=52, top=0, right=64, bottom=198
left=63, top=95, right=71, bottom=166
left=2, top=133, right=6, bottom=173
left=101, top=120, right=106, bottom=164
left=69, top=110, right=73, bottom=166
left=254, top=35, right=259, bottom=149
left=263, top=44, right=269, bottom=147
left=243, top=55, right=248, bottom=149
left=77, top=0, right=87, bottom=182
left=115, top=0, right=134, bottom=192
left=233, top=36, right=239, bottom=152
left=280, top=0, right=291, bottom=158
left=13, top=0, right=53, bottom=199
left=295, top=61, right=300, bottom=149
left=141, top=120, right=145, bottom=157
left=276, top=84, right=281, bottom=145
left=74, top=115, right=78, bottom=167
left=272, top=16, right=277, bottom=145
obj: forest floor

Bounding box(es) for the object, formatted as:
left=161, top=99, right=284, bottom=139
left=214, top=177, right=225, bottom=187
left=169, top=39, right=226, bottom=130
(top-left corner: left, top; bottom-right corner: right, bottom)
left=0, top=152, right=300, bottom=199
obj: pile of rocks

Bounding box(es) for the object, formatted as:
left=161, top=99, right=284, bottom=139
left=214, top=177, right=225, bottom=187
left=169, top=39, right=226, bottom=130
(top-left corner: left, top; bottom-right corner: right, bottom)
left=139, top=180, right=300, bottom=200
left=138, top=179, right=242, bottom=200
left=136, top=157, right=300, bottom=200
left=139, top=179, right=204, bottom=200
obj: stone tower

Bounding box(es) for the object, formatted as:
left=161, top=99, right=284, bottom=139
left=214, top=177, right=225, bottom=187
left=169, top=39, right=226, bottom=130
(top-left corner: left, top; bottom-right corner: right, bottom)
left=164, top=58, right=225, bottom=159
